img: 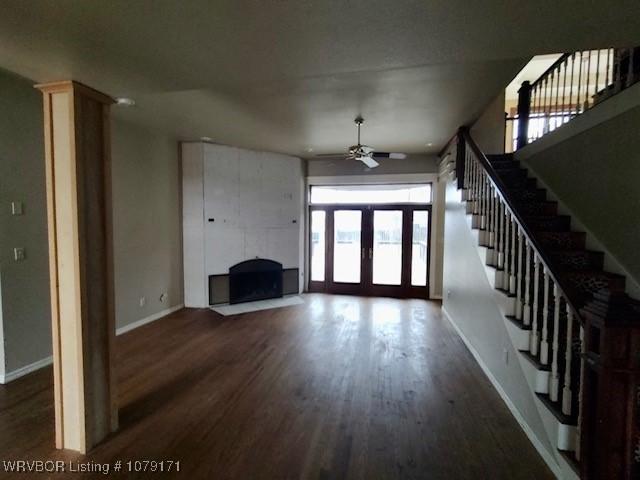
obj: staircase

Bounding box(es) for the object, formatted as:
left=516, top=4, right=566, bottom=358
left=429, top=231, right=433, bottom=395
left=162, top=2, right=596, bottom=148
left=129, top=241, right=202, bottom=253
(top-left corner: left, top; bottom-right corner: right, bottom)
left=447, top=129, right=640, bottom=479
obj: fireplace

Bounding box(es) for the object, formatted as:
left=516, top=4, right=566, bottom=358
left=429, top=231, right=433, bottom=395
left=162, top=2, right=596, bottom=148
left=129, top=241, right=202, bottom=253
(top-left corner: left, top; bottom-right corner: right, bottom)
left=228, top=259, right=283, bottom=304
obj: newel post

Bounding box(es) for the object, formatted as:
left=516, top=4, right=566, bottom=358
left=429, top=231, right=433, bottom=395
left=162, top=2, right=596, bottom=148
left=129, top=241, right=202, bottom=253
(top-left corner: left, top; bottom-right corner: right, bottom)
left=579, top=291, right=640, bottom=479
left=516, top=81, right=532, bottom=150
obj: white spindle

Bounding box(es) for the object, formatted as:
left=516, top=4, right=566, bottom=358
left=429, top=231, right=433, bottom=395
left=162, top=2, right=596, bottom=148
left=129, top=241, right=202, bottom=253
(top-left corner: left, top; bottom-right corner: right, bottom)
left=498, top=201, right=505, bottom=270
left=575, top=324, right=585, bottom=461
left=492, top=188, right=498, bottom=256
left=481, top=175, right=487, bottom=231
left=530, top=255, right=540, bottom=355
left=503, top=210, right=511, bottom=290
left=523, top=242, right=532, bottom=326
left=509, top=216, right=517, bottom=294
left=540, top=270, right=550, bottom=365
left=515, top=228, right=524, bottom=320
left=562, top=304, right=574, bottom=415
left=473, top=160, right=480, bottom=214
left=550, top=284, right=561, bottom=401
left=489, top=187, right=495, bottom=248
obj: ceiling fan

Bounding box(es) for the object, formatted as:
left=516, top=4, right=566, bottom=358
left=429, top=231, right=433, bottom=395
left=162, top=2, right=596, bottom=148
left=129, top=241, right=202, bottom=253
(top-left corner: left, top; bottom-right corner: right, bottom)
left=315, top=116, right=406, bottom=168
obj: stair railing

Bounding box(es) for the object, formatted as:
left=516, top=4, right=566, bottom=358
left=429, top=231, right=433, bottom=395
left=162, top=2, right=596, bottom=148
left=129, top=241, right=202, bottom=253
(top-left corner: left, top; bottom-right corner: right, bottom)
left=513, top=47, right=639, bottom=150
left=444, top=127, right=640, bottom=479
left=451, top=126, right=585, bottom=456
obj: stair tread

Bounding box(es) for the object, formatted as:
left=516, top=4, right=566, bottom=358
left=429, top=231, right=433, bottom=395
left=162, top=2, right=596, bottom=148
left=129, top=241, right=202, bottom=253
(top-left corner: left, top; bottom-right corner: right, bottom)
left=505, top=315, right=532, bottom=331
left=520, top=350, right=551, bottom=371
left=535, top=393, right=577, bottom=425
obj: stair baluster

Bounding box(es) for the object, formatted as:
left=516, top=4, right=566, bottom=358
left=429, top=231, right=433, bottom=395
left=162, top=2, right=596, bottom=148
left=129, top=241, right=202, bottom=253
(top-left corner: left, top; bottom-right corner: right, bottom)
left=491, top=187, right=498, bottom=265
left=509, top=215, right=517, bottom=294
left=530, top=254, right=540, bottom=354
left=540, top=269, right=550, bottom=365
left=503, top=208, right=511, bottom=290
left=498, top=200, right=505, bottom=271
left=473, top=158, right=480, bottom=217
left=562, top=304, right=574, bottom=415
left=515, top=228, right=524, bottom=320
left=575, top=324, right=585, bottom=461
left=550, top=284, right=561, bottom=401
left=523, top=242, right=532, bottom=326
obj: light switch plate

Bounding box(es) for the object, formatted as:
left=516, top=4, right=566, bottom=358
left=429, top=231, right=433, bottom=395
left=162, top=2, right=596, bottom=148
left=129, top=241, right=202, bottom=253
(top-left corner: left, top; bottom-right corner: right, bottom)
left=14, top=247, right=25, bottom=261
left=11, top=201, right=23, bottom=215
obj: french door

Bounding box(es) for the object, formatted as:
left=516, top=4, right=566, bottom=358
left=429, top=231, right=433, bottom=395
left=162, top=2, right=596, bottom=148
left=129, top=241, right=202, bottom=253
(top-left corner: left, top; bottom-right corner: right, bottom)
left=309, top=204, right=431, bottom=298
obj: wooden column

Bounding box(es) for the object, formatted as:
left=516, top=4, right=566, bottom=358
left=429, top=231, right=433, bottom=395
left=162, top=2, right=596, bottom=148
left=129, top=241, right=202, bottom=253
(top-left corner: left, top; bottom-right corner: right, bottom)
left=36, top=81, right=117, bottom=453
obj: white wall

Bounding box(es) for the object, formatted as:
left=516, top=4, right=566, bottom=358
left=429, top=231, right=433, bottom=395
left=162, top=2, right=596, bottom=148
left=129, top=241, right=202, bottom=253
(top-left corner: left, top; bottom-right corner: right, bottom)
left=182, top=142, right=304, bottom=307
left=441, top=178, right=555, bottom=463
left=0, top=69, right=52, bottom=376
left=111, top=120, right=183, bottom=329
left=471, top=91, right=506, bottom=155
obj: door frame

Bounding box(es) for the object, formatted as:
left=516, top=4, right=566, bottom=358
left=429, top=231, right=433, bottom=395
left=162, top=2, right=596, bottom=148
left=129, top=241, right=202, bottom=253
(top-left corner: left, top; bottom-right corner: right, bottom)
left=308, top=203, right=432, bottom=299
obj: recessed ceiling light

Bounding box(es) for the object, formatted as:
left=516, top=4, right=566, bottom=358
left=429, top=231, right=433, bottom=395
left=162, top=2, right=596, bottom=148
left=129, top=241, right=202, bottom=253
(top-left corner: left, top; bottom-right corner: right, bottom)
left=200, top=136, right=213, bottom=142
left=115, top=97, right=135, bottom=107
left=305, top=147, right=314, bottom=153
left=426, top=142, right=433, bottom=147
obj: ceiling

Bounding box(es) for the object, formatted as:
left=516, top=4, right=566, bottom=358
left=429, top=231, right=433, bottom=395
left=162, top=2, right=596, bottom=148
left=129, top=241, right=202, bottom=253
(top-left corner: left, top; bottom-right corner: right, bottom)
left=0, top=1, right=638, bottom=157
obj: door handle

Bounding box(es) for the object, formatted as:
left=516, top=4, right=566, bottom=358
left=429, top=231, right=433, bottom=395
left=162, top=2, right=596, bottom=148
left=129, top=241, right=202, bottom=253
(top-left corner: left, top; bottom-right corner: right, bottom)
left=362, top=248, right=365, bottom=259
left=369, top=247, right=373, bottom=260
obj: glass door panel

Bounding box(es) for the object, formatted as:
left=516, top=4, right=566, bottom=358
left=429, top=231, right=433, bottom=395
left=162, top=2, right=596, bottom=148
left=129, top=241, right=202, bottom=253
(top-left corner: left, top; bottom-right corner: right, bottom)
left=333, top=210, right=362, bottom=283
left=310, top=210, right=326, bottom=281
left=411, top=211, right=429, bottom=286
left=372, top=210, right=403, bottom=286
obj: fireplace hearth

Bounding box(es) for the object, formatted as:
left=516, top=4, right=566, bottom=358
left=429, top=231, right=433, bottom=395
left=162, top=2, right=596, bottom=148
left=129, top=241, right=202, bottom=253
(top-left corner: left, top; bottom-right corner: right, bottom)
left=228, top=259, right=283, bottom=304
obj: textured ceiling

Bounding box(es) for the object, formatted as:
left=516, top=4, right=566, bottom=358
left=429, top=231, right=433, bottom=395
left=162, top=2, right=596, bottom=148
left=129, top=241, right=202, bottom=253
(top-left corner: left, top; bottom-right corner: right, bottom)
left=0, top=0, right=638, bottom=156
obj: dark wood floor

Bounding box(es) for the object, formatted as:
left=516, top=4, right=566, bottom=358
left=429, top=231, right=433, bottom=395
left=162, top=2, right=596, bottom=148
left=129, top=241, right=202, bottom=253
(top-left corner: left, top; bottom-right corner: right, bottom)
left=0, top=294, right=552, bottom=479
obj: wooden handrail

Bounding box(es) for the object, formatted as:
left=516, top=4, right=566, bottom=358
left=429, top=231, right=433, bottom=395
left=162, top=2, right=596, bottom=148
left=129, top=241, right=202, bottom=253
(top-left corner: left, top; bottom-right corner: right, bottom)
left=530, top=53, right=572, bottom=89
left=459, top=129, right=584, bottom=321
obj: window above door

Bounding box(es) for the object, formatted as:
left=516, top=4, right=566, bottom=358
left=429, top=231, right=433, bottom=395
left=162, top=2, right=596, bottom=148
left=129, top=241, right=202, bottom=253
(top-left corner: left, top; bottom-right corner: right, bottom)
left=309, top=184, right=431, bottom=205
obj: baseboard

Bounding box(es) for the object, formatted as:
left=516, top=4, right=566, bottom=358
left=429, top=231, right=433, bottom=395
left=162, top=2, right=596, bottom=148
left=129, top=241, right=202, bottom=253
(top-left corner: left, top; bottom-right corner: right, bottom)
left=116, top=304, right=184, bottom=336
left=441, top=306, right=563, bottom=479
left=0, top=355, right=53, bottom=384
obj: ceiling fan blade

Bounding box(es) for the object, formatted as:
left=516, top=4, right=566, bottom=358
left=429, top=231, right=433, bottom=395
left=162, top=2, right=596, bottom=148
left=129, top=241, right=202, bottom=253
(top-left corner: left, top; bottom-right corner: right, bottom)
left=372, top=152, right=407, bottom=159
left=315, top=153, right=347, bottom=158
left=357, top=156, right=380, bottom=168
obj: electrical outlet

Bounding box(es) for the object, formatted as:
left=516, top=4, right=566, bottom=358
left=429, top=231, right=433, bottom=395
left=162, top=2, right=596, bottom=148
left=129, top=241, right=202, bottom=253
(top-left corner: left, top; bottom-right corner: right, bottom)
left=139, top=296, right=146, bottom=307
left=447, top=289, right=452, bottom=299
left=11, top=201, right=23, bottom=215
left=14, top=247, right=25, bottom=261
left=503, top=348, right=509, bottom=365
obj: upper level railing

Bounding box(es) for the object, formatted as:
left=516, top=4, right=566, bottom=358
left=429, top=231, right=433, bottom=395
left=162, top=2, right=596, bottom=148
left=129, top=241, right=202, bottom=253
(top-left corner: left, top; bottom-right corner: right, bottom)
left=509, top=47, right=639, bottom=150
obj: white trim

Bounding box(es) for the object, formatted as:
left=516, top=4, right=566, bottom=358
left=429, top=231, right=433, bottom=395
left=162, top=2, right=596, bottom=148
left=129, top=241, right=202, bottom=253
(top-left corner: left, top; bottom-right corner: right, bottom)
left=441, top=306, right=563, bottom=479
left=116, top=304, right=184, bottom=336
left=306, top=173, right=438, bottom=185
left=1, top=355, right=53, bottom=384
